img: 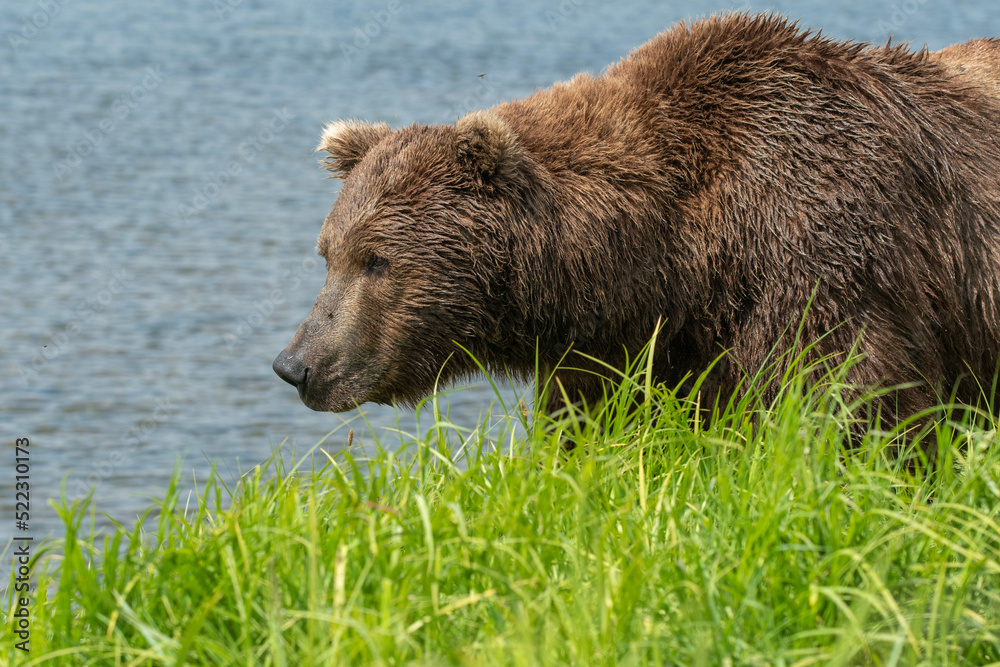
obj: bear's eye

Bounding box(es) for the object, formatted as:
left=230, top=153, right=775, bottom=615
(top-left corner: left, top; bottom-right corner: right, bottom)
left=365, top=254, right=389, bottom=275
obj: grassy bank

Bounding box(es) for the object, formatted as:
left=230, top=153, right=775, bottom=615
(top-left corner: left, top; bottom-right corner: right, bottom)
left=3, top=355, right=1000, bottom=665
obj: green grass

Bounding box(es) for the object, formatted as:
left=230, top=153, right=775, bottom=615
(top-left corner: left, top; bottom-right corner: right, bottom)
left=3, top=349, right=1000, bottom=666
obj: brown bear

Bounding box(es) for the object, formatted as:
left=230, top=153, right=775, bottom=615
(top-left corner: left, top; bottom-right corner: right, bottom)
left=274, top=12, right=1000, bottom=425
left=931, top=38, right=1000, bottom=96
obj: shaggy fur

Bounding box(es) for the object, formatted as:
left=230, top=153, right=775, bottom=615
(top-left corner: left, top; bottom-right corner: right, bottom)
left=274, top=13, right=1000, bottom=423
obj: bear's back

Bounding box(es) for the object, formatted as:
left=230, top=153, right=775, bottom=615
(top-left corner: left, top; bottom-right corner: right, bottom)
left=932, top=38, right=1000, bottom=96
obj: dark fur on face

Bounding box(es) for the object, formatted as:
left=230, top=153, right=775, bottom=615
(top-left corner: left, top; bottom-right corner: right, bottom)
left=275, top=12, right=1000, bottom=422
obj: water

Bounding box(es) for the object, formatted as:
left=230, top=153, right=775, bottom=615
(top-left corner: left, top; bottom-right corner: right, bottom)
left=2, top=0, right=998, bottom=546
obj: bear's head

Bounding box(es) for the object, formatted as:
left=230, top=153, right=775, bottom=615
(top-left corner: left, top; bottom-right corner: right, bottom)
left=273, top=111, right=529, bottom=412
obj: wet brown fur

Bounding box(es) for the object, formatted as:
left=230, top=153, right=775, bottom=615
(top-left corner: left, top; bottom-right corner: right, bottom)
left=931, top=37, right=1000, bottom=96
left=277, top=13, right=1000, bottom=424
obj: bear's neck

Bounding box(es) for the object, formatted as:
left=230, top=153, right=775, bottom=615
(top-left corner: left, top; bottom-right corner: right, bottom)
left=487, top=110, right=713, bottom=373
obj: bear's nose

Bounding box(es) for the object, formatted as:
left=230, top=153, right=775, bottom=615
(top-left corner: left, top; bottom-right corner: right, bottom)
left=272, top=351, right=309, bottom=392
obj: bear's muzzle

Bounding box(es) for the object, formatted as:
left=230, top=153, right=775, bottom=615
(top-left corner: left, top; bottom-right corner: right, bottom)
left=272, top=349, right=310, bottom=401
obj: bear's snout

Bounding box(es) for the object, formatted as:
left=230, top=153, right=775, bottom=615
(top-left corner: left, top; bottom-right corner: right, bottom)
left=272, top=349, right=310, bottom=399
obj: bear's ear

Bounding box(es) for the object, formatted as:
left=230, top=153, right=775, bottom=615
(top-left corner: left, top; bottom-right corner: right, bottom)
left=455, top=111, right=525, bottom=191
left=316, top=120, right=392, bottom=178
